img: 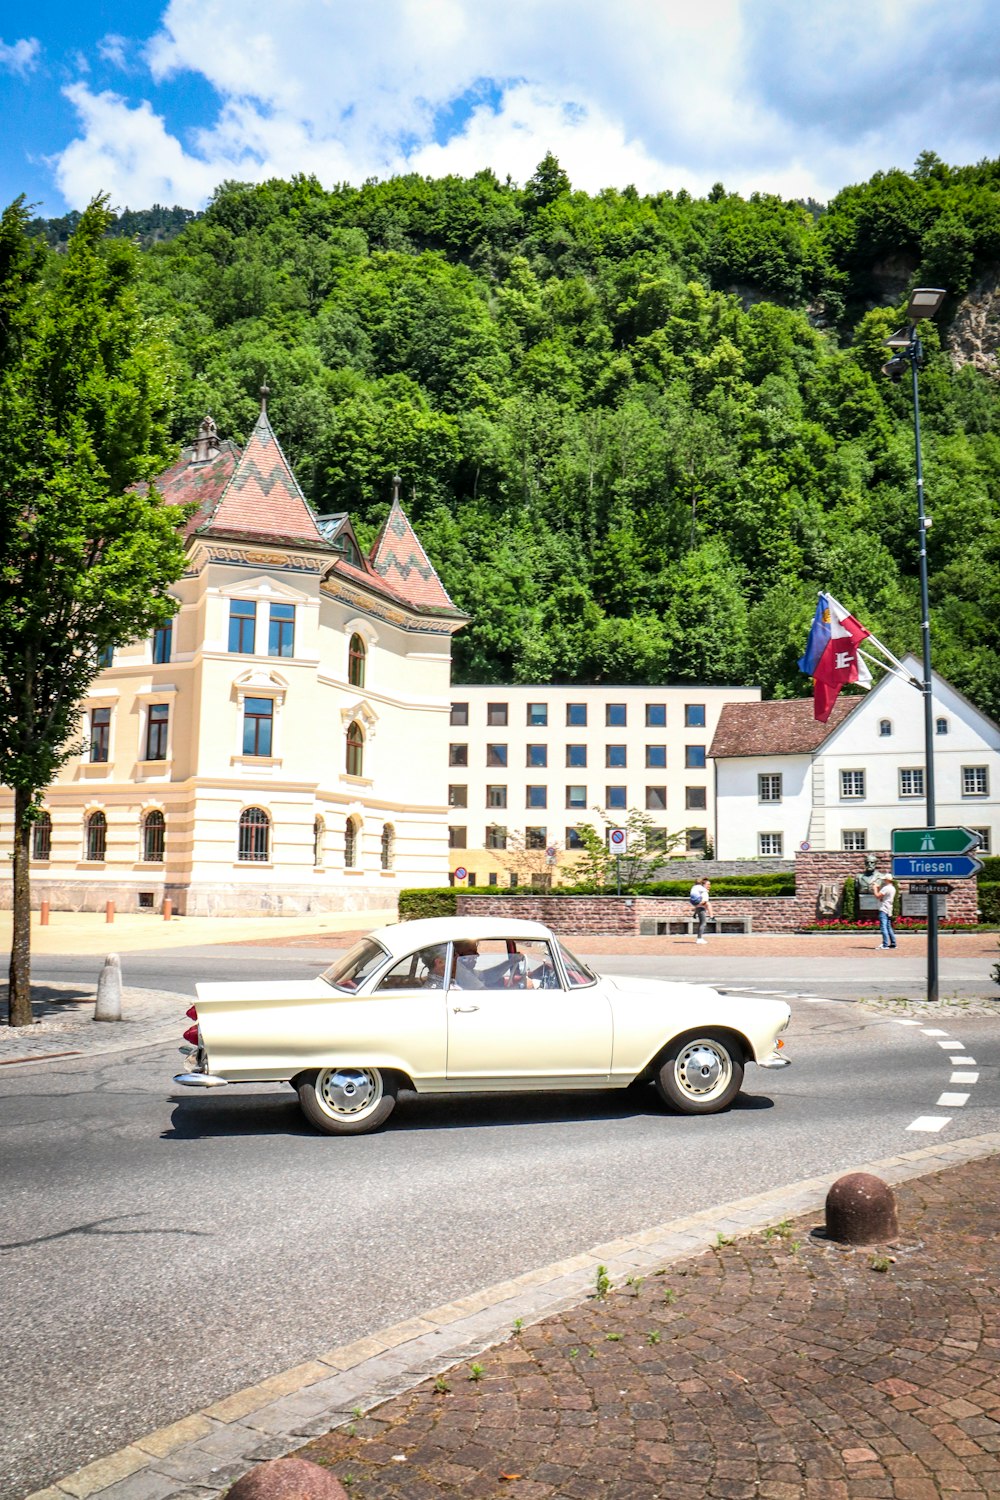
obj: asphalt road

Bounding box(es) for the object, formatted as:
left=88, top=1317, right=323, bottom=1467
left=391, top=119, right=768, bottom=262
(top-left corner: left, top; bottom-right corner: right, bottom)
left=1, top=959, right=998, bottom=1497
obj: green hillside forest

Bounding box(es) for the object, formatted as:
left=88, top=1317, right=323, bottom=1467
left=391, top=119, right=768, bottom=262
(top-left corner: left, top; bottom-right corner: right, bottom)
left=24, top=151, right=1000, bottom=712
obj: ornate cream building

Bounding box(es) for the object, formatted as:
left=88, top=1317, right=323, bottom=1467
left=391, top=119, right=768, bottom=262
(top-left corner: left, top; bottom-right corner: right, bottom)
left=0, top=403, right=466, bottom=915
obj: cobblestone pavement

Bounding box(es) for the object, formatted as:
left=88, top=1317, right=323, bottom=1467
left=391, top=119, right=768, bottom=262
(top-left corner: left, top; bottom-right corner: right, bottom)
left=299, top=1153, right=1000, bottom=1500
left=0, top=982, right=188, bottom=1063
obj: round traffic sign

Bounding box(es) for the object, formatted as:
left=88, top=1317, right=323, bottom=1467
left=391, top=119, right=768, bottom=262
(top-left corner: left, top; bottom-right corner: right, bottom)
left=454, top=865, right=467, bottom=880
left=609, top=828, right=627, bottom=848
left=545, top=845, right=556, bottom=857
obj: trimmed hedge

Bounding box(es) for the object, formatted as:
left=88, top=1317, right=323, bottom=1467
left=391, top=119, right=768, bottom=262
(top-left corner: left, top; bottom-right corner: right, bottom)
left=398, top=872, right=794, bottom=919
left=978, top=885, right=1000, bottom=924
left=398, top=889, right=460, bottom=920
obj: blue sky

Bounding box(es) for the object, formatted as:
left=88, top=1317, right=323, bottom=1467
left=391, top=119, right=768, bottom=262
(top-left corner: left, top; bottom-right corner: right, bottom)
left=2, top=0, right=999, bottom=218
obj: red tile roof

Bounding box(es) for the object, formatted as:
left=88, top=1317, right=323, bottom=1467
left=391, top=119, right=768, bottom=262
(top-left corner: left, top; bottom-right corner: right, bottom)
left=369, top=497, right=457, bottom=612
left=709, top=696, right=863, bottom=758
left=197, top=409, right=328, bottom=547
left=140, top=441, right=239, bottom=540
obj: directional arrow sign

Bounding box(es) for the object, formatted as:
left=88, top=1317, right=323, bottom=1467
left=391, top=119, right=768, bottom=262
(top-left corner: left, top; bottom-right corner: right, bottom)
left=892, top=855, right=984, bottom=881
left=891, top=826, right=982, bottom=856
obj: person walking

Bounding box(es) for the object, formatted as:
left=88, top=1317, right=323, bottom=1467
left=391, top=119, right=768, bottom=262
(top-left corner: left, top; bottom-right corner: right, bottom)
left=874, top=877, right=897, bottom=950
left=689, top=878, right=713, bottom=944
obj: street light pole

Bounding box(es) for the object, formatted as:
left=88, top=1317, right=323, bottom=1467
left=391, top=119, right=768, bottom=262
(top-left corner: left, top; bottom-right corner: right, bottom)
left=882, top=288, right=946, bottom=1003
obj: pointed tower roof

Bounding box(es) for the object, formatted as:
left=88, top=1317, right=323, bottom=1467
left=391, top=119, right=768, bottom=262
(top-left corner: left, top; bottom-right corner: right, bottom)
left=368, top=478, right=458, bottom=612
left=197, top=396, right=329, bottom=549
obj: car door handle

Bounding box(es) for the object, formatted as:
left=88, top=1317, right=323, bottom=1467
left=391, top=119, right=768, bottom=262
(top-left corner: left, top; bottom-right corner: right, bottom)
left=451, top=1004, right=480, bottom=1013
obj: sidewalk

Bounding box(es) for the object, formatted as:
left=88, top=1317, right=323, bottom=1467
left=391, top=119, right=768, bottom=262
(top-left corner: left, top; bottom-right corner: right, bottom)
left=25, top=1133, right=1000, bottom=1500
left=0, top=907, right=394, bottom=956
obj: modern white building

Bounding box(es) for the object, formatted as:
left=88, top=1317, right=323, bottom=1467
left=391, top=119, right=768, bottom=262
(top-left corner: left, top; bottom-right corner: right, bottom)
left=447, top=682, right=761, bottom=883
left=711, top=658, right=999, bottom=858
left=0, top=407, right=466, bottom=915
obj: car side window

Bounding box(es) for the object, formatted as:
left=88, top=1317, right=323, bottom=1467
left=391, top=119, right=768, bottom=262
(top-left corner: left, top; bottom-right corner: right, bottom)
left=376, top=943, right=451, bottom=991
left=462, top=938, right=562, bottom=990
left=555, top=941, right=598, bottom=988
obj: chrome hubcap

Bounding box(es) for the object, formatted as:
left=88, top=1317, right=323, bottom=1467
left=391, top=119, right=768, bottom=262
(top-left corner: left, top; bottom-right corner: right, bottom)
left=675, top=1041, right=730, bottom=1099
left=318, top=1067, right=382, bottom=1118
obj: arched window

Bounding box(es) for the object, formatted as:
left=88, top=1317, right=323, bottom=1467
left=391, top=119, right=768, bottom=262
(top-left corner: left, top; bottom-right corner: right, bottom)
left=142, top=810, right=165, bottom=863
left=345, top=816, right=360, bottom=868
left=935, top=717, right=949, bottom=736
left=878, top=719, right=892, bottom=737
left=32, top=810, right=52, bottom=861
left=381, top=823, right=394, bottom=870
left=346, top=720, right=364, bottom=776
left=85, top=811, right=107, bottom=862
left=313, top=816, right=325, bottom=866
left=238, top=807, right=270, bottom=862
left=348, top=633, right=366, bottom=688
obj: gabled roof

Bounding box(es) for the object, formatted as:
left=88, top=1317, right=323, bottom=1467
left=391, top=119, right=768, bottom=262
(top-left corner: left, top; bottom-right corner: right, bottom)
left=196, top=407, right=329, bottom=549
left=710, top=696, right=863, bottom=758
left=369, top=492, right=458, bottom=612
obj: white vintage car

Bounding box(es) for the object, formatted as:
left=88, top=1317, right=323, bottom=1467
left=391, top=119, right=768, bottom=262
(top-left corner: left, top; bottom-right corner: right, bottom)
left=174, top=917, right=790, bottom=1134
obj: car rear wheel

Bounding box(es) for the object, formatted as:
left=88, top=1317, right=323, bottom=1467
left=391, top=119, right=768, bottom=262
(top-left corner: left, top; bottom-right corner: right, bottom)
left=654, top=1032, right=744, bottom=1114
left=297, top=1066, right=397, bottom=1135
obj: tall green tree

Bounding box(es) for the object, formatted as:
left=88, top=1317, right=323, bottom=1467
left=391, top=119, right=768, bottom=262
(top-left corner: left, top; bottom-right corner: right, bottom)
left=0, top=197, right=188, bottom=1026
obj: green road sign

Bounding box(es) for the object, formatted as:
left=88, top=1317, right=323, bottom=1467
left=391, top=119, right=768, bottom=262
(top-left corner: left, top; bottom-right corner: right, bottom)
left=891, top=826, right=981, bottom=856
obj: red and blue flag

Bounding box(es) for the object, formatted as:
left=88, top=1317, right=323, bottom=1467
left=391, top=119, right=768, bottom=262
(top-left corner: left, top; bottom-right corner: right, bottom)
left=798, top=593, right=871, bottom=722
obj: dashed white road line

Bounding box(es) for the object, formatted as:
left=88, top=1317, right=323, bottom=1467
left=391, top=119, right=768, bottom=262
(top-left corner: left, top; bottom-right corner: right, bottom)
left=950, top=1055, right=976, bottom=1065
left=937, top=1092, right=971, bottom=1107
left=905, top=1027, right=984, bottom=1133
left=951, top=1072, right=979, bottom=1084
left=908, top=1116, right=951, bottom=1132
left=922, top=1028, right=949, bottom=1037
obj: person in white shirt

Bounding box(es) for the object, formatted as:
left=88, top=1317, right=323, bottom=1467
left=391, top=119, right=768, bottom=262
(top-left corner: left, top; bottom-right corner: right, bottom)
left=690, top=878, right=712, bottom=943
left=873, top=879, right=897, bottom=950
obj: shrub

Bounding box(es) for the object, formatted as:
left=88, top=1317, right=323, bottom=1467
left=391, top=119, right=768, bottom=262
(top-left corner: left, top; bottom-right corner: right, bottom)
left=978, top=884, right=1000, bottom=924
left=398, top=888, right=459, bottom=920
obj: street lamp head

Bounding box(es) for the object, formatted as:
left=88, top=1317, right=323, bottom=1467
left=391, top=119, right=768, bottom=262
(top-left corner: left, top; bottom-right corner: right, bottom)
left=906, top=287, right=946, bottom=322
left=883, top=327, right=912, bottom=350
left=880, top=353, right=908, bottom=382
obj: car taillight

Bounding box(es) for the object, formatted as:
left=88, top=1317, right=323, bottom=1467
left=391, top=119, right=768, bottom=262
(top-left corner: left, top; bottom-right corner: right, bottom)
left=183, top=1025, right=199, bottom=1044
left=186, top=1005, right=198, bottom=1020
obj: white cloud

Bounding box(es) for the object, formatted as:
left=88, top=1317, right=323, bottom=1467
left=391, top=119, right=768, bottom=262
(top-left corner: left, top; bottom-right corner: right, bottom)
left=97, top=34, right=130, bottom=70
left=0, top=37, right=40, bottom=76
left=49, top=0, right=1000, bottom=211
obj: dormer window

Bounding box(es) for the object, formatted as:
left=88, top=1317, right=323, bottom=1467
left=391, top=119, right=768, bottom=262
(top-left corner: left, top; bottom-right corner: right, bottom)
left=332, top=531, right=362, bottom=568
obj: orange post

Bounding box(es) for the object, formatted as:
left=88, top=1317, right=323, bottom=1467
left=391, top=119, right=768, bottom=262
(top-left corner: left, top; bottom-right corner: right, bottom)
left=163, top=898, right=173, bottom=921
left=40, top=901, right=50, bottom=926
left=105, top=900, right=115, bottom=923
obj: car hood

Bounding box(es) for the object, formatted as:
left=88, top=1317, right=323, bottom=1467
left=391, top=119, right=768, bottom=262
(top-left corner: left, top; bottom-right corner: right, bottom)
left=602, top=974, right=790, bottom=1023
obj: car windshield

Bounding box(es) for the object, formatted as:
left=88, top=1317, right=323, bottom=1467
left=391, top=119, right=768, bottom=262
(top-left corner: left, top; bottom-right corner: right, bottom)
left=555, top=940, right=597, bottom=988
left=320, top=939, right=390, bottom=992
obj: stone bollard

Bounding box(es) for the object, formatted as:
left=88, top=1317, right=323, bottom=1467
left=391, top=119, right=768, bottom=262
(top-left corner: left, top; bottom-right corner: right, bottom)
left=40, top=901, right=50, bottom=926
left=226, top=1458, right=349, bottom=1500
left=94, top=953, right=123, bottom=1023
left=825, top=1172, right=898, bottom=1245
left=105, top=900, right=115, bottom=924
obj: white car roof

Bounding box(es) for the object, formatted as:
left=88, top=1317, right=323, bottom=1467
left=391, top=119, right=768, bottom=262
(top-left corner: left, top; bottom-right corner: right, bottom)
left=366, top=915, right=555, bottom=959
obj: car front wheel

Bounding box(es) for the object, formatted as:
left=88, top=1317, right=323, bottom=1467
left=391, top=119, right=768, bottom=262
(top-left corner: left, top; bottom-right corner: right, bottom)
left=654, top=1032, right=744, bottom=1114
left=296, top=1066, right=398, bottom=1135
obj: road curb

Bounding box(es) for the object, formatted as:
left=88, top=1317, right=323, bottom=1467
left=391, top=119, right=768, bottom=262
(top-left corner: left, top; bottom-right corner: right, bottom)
left=26, top=1127, right=1000, bottom=1500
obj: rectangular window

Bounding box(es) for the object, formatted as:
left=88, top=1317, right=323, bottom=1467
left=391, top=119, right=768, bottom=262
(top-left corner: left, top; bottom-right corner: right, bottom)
left=526, top=744, right=548, bottom=767
left=758, top=773, right=783, bottom=802
left=485, top=825, right=507, bottom=850
left=566, top=785, right=587, bottom=810
left=527, top=702, right=548, bottom=726
left=899, top=768, right=925, bottom=798
left=448, top=826, right=467, bottom=848
left=242, top=697, right=273, bottom=757
left=486, top=744, right=508, bottom=767
left=566, top=744, right=587, bottom=768
left=686, top=827, right=707, bottom=852
left=685, top=745, right=706, bottom=769
left=646, top=745, right=666, bottom=769
left=449, top=743, right=468, bottom=767
left=963, top=766, right=989, bottom=796
left=526, top=785, right=547, bottom=809
left=32, top=814, right=52, bottom=861
left=647, top=828, right=668, bottom=851
left=90, top=707, right=111, bottom=763
left=448, top=785, right=467, bottom=808
left=841, top=770, right=866, bottom=799
left=759, top=832, right=783, bottom=856
left=228, top=599, right=256, bottom=654
left=685, top=703, right=706, bottom=727
left=645, top=703, right=666, bottom=727
left=686, top=786, right=707, bottom=809
left=566, top=703, right=587, bottom=726
left=486, top=784, right=507, bottom=808
left=487, top=702, right=508, bottom=726
left=606, top=785, right=627, bottom=809
left=606, top=744, right=627, bottom=768
left=97, top=645, right=114, bottom=669
left=152, top=622, right=172, bottom=663
left=935, top=717, right=949, bottom=736
left=606, top=703, right=626, bottom=727
left=145, top=704, right=170, bottom=761
left=525, top=826, right=546, bottom=849
left=646, top=786, right=667, bottom=811
left=842, top=829, right=867, bottom=852
left=488, top=872, right=498, bottom=886
left=565, top=826, right=584, bottom=850
left=450, top=702, right=468, bottom=726
left=268, top=602, right=295, bottom=657
left=971, top=827, right=991, bottom=853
